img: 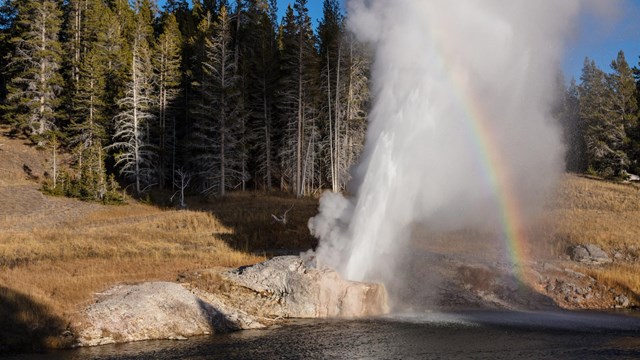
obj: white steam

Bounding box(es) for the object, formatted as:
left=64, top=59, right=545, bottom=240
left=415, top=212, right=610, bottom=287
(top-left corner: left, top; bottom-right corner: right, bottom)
left=309, top=0, right=591, bottom=283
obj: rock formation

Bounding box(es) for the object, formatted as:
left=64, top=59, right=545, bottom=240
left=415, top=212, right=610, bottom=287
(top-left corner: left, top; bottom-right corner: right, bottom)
left=220, top=256, right=388, bottom=318
left=569, top=244, right=612, bottom=265
left=76, top=256, right=388, bottom=347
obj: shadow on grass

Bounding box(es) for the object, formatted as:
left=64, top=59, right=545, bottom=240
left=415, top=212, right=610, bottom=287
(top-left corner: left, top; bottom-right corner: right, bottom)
left=189, top=192, right=320, bottom=256
left=0, top=286, right=72, bottom=354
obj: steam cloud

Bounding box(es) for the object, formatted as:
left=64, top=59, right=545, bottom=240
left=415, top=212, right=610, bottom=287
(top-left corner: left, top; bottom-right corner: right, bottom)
left=309, top=0, right=593, bottom=284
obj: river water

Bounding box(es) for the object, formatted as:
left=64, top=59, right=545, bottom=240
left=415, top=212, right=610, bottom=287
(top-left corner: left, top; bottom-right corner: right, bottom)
left=8, top=311, right=640, bottom=360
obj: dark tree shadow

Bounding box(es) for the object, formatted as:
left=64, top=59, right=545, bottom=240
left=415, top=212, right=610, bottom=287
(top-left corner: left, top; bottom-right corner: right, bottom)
left=0, top=286, right=73, bottom=354
left=189, top=193, right=319, bottom=256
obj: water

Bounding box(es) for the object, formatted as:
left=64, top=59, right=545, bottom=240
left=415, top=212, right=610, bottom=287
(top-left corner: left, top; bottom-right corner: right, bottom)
left=8, top=311, right=640, bottom=360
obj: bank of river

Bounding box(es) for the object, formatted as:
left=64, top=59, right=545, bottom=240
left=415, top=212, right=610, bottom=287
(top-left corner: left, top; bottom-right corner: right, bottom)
left=9, top=311, right=640, bottom=360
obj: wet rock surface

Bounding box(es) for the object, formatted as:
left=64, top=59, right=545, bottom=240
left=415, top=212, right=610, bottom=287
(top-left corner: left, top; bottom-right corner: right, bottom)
left=220, top=256, right=388, bottom=318
left=76, top=256, right=388, bottom=347
left=391, top=248, right=636, bottom=314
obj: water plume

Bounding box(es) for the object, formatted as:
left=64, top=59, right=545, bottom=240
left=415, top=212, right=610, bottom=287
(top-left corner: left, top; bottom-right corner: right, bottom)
left=309, top=0, right=593, bottom=287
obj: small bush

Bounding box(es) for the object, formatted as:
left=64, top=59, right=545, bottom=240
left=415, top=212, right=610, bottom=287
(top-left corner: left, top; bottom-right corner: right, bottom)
left=42, top=146, right=124, bottom=204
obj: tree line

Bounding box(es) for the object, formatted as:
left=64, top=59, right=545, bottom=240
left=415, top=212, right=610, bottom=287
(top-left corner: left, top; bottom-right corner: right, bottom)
left=2, top=0, right=635, bottom=204
left=0, top=0, right=370, bottom=202
left=559, top=51, right=640, bottom=179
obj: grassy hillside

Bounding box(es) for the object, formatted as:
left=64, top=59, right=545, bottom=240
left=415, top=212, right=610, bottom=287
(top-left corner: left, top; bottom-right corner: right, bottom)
left=0, top=129, right=317, bottom=351
left=540, top=175, right=640, bottom=296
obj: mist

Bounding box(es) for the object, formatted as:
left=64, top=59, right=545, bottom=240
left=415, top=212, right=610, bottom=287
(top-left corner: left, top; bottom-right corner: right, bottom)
left=309, top=0, right=592, bottom=287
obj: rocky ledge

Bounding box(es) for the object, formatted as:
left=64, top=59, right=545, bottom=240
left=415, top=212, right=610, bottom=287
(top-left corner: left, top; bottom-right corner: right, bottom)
left=76, top=256, right=388, bottom=347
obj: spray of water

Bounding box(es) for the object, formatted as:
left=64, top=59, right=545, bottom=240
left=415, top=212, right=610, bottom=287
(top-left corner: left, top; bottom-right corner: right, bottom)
left=309, top=0, right=603, bottom=286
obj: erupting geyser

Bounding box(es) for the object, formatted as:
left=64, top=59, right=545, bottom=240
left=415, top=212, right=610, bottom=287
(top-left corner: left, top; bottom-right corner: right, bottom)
left=309, top=0, right=594, bottom=285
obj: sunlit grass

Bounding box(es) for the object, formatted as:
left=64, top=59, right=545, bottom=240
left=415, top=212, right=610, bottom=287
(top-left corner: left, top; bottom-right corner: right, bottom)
left=539, top=175, right=640, bottom=254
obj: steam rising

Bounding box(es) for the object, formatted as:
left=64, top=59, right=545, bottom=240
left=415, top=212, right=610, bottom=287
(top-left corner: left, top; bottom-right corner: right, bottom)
left=309, top=0, right=590, bottom=284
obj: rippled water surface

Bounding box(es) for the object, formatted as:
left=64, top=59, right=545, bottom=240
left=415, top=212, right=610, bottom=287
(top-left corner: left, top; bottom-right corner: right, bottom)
left=9, top=311, right=640, bottom=360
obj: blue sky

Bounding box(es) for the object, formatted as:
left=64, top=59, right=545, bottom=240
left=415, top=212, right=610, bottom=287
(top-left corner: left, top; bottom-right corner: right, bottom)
left=276, top=0, right=333, bottom=24
left=563, top=1, right=640, bottom=82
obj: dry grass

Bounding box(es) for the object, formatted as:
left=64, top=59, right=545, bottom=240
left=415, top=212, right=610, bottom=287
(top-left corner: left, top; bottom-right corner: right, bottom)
left=0, top=193, right=321, bottom=352
left=0, top=129, right=320, bottom=351
left=586, top=264, right=640, bottom=297
left=0, top=125, right=51, bottom=186
left=539, top=175, right=640, bottom=254
left=0, top=204, right=264, bottom=319
left=536, top=175, right=640, bottom=303
left=0, top=201, right=275, bottom=352
left=0, top=195, right=319, bottom=351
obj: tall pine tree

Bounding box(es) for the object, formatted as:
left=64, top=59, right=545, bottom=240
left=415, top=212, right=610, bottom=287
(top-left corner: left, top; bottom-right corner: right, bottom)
left=579, top=58, right=627, bottom=178
left=277, top=1, right=320, bottom=197
left=108, top=0, right=157, bottom=195
left=4, top=0, right=64, bottom=144
left=191, top=6, right=243, bottom=196
left=154, top=13, right=183, bottom=189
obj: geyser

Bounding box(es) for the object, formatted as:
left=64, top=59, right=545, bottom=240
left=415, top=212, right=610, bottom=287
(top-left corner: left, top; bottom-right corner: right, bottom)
left=309, top=0, right=589, bottom=285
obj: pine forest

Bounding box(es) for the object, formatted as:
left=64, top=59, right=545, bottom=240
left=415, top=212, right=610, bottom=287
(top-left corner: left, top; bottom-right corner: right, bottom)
left=0, top=0, right=638, bottom=203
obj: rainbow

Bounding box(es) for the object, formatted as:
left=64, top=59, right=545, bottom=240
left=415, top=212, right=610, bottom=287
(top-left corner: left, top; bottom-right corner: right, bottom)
left=429, top=42, right=533, bottom=284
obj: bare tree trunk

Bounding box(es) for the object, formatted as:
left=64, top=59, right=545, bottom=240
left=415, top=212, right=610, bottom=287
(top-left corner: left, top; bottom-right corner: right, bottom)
left=234, top=0, right=241, bottom=73
left=132, top=49, right=141, bottom=195
left=241, top=106, right=246, bottom=192
left=334, top=44, right=342, bottom=191
left=296, top=36, right=303, bottom=197
left=220, top=113, right=226, bottom=196
left=263, top=83, right=272, bottom=190
left=159, top=46, right=167, bottom=189
left=327, top=51, right=336, bottom=193
left=172, top=116, right=176, bottom=192
left=89, top=78, right=95, bottom=146
left=220, top=43, right=227, bottom=197
left=38, top=10, right=47, bottom=136
left=52, top=134, right=57, bottom=187
left=74, top=0, right=81, bottom=84
left=98, top=143, right=105, bottom=197
left=346, top=39, right=354, bottom=172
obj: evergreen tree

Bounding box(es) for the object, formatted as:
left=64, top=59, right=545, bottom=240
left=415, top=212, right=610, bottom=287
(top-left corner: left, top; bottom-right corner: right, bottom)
left=108, top=0, right=157, bottom=195
left=277, top=2, right=320, bottom=197
left=70, top=48, right=107, bottom=149
left=67, top=0, right=112, bottom=149
left=607, top=51, right=639, bottom=174
left=318, top=0, right=343, bottom=192
left=191, top=6, right=243, bottom=196
left=579, top=58, right=627, bottom=178
left=0, top=0, right=16, bottom=108
left=244, top=0, right=278, bottom=190
left=154, top=13, right=182, bottom=189
left=340, top=32, right=369, bottom=186
left=4, top=0, right=64, bottom=143
left=102, top=0, right=135, bottom=130
left=0, top=0, right=377, bottom=200
left=557, top=77, right=585, bottom=172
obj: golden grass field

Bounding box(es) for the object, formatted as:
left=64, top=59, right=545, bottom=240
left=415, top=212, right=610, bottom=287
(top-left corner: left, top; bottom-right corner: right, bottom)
left=0, top=195, right=319, bottom=351
left=539, top=175, right=640, bottom=296
left=0, top=130, right=318, bottom=350
left=2, top=128, right=640, bottom=350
